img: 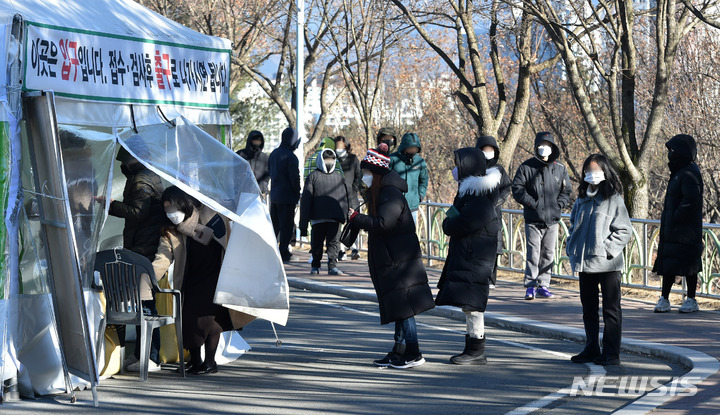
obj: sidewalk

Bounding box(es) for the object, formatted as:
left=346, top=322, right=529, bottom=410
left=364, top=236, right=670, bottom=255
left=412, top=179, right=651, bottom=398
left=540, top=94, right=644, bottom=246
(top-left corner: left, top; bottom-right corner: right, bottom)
left=283, top=250, right=720, bottom=415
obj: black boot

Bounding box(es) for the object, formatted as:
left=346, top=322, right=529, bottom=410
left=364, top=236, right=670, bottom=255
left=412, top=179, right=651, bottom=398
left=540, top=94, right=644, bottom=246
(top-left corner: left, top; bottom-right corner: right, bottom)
left=450, top=335, right=487, bottom=365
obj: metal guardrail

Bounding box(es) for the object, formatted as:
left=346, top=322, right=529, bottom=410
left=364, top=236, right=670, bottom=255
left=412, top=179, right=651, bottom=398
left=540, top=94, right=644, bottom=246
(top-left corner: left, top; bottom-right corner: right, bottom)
left=350, top=201, right=720, bottom=300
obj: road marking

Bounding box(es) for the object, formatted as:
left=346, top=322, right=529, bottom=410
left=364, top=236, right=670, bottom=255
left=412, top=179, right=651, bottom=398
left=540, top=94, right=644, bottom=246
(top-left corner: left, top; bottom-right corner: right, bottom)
left=291, top=294, right=605, bottom=414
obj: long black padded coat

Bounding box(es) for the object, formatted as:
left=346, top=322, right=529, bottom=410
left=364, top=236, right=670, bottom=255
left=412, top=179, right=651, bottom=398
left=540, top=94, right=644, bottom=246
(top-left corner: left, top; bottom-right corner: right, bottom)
left=436, top=148, right=501, bottom=312
left=652, top=134, right=704, bottom=277
left=351, top=170, right=434, bottom=325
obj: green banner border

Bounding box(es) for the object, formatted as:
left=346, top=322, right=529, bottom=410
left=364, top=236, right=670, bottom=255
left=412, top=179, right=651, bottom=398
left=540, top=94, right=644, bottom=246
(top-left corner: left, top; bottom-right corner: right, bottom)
left=23, top=21, right=232, bottom=110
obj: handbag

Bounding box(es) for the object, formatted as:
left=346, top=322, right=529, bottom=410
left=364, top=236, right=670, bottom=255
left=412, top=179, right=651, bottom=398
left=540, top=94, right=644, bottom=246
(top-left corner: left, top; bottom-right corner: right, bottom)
left=340, top=202, right=364, bottom=246
left=340, top=220, right=360, bottom=247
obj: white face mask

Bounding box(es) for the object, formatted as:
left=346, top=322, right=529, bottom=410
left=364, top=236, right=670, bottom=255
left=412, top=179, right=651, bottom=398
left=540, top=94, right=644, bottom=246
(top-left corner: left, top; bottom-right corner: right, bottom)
left=483, top=150, right=495, bottom=160
left=335, top=148, right=346, bottom=157
left=166, top=211, right=185, bottom=225
left=451, top=166, right=459, bottom=182
left=361, top=174, right=373, bottom=188
left=537, top=145, right=552, bottom=158
left=584, top=170, right=605, bottom=186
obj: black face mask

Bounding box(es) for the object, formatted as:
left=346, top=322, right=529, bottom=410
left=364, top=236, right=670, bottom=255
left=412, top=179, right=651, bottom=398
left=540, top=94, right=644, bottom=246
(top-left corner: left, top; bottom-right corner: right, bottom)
left=120, top=163, right=131, bottom=176
left=382, top=139, right=394, bottom=148
left=250, top=144, right=262, bottom=152
left=667, top=150, right=687, bottom=172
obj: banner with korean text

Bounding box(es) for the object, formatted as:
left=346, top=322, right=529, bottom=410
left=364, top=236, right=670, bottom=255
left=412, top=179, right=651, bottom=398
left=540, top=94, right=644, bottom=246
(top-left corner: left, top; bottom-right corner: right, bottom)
left=23, top=22, right=230, bottom=109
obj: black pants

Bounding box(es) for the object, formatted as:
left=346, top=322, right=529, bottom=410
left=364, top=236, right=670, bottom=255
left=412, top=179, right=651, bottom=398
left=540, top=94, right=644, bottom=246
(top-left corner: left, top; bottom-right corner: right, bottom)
left=310, top=222, right=341, bottom=269
left=661, top=273, right=698, bottom=298
left=579, top=271, right=622, bottom=358
left=270, top=202, right=296, bottom=260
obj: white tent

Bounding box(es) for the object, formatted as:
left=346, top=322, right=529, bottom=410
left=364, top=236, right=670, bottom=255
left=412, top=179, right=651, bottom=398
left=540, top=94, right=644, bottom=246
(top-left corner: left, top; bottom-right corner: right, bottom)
left=0, top=0, right=289, bottom=405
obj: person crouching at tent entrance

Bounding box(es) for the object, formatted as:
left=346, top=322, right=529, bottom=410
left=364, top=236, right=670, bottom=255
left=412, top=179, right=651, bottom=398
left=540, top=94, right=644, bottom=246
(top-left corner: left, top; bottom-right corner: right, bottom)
left=152, top=186, right=234, bottom=375
left=436, top=147, right=502, bottom=365
left=348, top=143, right=434, bottom=369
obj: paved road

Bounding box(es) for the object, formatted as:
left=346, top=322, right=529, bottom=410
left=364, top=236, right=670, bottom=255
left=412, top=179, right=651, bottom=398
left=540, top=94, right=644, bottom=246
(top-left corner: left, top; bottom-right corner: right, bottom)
left=3, top=290, right=686, bottom=414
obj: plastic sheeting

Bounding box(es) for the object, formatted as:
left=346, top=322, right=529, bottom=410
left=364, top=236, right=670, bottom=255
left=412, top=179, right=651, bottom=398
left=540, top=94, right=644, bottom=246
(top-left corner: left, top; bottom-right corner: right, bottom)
left=118, top=118, right=290, bottom=326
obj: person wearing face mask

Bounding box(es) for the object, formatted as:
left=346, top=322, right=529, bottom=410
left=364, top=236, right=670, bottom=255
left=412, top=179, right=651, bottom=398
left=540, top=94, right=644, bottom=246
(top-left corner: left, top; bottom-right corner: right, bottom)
left=652, top=134, right=704, bottom=314
left=475, top=136, right=512, bottom=287
left=97, top=146, right=165, bottom=372
left=299, top=149, right=350, bottom=275
left=566, top=154, right=631, bottom=366
left=152, top=186, right=249, bottom=375
left=269, top=127, right=302, bottom=263
left=376, top=127, right=398, bottom=152
left=236, top=130, right=270, bottom=197
left=437, top=148, right=503, bottom=365
left=348, top=144, right=434, bottom=369
left=303, top=137, right=344, bottom=180
left=333, top=136, right=362, bottom=260
left=389, top=132, right=429, bottom=225
left=512, top=132, right=571, bottom=300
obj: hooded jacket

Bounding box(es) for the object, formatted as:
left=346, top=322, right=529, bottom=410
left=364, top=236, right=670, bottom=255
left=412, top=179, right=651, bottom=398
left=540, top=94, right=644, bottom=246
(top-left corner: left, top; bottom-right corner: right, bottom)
left=511, top=132, right=571, bottom=225
left=109, top=148, right=165, bottom=260
left=236, top=130, right=270, bottom=195
left=269, top=128, right=301, bottom=205
left=390, top=133, right=429, bottom=211
left=336, top=146, right=362, bottom=209
left=298, top=149, right=350, bottom=235
left=566, top=192, right=632, bottom=273
left=652, top=134, right=704, bottom=276
left=476, top=135, right=512, bottom=254
left=351, top=170, right=434, bottom=324
left=303, top=137, right=343, bottom=180
left=436, top=148, right=501, bottom=311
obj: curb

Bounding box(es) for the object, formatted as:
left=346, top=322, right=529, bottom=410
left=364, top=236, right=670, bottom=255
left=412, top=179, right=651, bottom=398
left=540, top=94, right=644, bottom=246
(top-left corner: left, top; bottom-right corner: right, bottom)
left=288, top=276, right=720, bottom=414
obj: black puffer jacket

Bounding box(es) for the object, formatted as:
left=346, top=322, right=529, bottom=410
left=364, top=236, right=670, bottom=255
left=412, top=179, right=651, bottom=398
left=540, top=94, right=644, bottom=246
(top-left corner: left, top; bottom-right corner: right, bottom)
left=476, top=135, right=512, bottom=254
left=436, top=148, right=500, bottom=312
left=652, top=134, right=704, bottom=277
left=299, top=149, right=350, bottom=234
left=351, top=171, right=434, bottom=325
left=109, top=149, right=165, bottom=260
left=269, top=128, right=301, bottom=205
left=337, top=151, right=362, bottom=209
left=236, top=130, right=270, bottom=195
left=511, top=132, right=571, bottom=226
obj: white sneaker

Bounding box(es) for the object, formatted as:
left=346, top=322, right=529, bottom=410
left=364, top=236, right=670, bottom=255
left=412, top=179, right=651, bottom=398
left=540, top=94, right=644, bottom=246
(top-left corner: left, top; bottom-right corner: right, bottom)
left=123, top=355, right=138, bottom=368
left=126, top=360, right=161, bottom=372
left=654, top=296, right=671, bottom=313
left=678, top=298, right=699, bottom=313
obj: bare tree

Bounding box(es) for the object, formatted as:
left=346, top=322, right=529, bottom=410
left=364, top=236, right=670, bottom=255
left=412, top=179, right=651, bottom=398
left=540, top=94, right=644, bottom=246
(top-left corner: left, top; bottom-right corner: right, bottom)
left=138, top=0, right=349, bottom=156
left=516, top=0, right=712, bottom=218
left=388, top=0, right=558, bottom=169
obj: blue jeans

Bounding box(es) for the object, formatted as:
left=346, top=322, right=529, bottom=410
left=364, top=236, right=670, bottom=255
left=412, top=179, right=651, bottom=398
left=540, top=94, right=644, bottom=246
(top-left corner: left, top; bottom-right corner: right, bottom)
left=394, top=317, right=418, bottom=344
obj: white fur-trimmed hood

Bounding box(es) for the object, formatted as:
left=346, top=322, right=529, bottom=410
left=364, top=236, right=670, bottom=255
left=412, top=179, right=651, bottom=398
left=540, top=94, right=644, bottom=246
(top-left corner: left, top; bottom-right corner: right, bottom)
left=458, top=166, right=502, bottom=197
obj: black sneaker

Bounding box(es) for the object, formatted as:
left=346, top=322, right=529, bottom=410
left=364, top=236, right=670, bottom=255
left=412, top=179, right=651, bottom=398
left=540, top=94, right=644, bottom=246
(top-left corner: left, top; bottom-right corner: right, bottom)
left=338, top=251, right=346, bottom=261
left=351, top=249, right=360, bottom=260
left=389, top=353, right=425, bottom=369
left=373, top=352, right=396, bottom=367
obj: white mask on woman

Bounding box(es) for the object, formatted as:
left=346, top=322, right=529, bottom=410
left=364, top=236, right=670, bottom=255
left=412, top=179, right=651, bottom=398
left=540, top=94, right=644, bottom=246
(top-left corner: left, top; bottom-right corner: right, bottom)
left=361, top=174, right=373, bottom=188
left=166, top=211, right=185, bottom=225
left=584, top=170, right=605, bottom=186
left=335, top=148, right=347, bottom=157
left=483, top=150, right=494, bottom=160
